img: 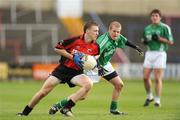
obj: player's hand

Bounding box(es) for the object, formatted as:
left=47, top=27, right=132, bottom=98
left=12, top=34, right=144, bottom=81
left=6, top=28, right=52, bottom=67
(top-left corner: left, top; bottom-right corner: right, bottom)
left=141, top=38, right=148, bottom=45
left=97, top=64, right=108, bottom=76
left=73, top=53, right=84, bottom=69
left=136, top=46, right=144, bottom=56
left=152, top=33, right=159, bottom=41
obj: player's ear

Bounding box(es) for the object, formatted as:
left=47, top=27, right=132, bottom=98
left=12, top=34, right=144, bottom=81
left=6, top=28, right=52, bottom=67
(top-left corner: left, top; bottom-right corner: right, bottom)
left=86, top=29, right=90, bottom=33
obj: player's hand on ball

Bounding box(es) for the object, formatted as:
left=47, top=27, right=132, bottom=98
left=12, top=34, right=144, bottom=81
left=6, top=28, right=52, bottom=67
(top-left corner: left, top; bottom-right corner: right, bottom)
left=136, top=46, right=144, bottom=56
left=81, top=55, right=97, bottom=71
left=73, top=53, right=84, bottom=69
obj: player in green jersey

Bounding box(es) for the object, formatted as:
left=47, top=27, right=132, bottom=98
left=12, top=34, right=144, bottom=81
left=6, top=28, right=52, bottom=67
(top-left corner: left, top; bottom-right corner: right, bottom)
left=49, top=21, right=143, bottom=115
left=141, top=9, right=174, bottom=107
left=94, top=21, right=143, bottom=115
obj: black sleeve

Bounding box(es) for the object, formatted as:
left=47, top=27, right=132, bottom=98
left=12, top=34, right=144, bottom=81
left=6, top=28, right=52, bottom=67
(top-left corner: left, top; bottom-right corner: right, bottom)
left=125, top=40, right=144, bottom=56
left=125, top=40, right=137, bottom=49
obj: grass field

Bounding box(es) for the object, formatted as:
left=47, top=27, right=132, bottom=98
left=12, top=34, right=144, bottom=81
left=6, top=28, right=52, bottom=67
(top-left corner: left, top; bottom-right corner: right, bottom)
left=0, top=79, right=180, bottom=120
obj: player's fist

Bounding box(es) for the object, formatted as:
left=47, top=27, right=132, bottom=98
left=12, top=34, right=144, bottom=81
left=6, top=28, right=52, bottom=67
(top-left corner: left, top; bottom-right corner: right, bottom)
left=152, top=33, right=159, bottom=41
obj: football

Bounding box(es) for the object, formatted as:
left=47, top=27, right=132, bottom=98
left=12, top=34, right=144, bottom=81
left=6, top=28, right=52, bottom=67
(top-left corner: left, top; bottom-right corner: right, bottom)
left=81, top=55, right=97, bottom=71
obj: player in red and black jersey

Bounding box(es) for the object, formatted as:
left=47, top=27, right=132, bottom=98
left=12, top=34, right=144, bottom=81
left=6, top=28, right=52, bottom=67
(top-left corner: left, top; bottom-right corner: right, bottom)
left=17, top=21, right=99, bottom=117
left=51, top=32, right=99, bottom=87
left=54, top=34, right=99, bottom=71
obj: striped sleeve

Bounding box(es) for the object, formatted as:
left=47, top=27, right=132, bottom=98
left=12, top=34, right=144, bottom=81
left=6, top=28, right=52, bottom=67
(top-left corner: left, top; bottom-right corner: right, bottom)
left=55, top=35, right=81, bottom=49
left=55, top=41, right=64, bottom=49
left=164, top=24, right=174, bottom=42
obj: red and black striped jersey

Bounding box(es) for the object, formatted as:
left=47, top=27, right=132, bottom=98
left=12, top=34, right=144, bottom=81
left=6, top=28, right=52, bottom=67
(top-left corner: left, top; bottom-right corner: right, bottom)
left=55, top=35, right=100, bottom=70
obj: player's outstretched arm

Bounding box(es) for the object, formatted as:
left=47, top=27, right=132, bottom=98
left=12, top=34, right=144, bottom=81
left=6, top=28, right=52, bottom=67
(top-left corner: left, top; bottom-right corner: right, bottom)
left=125, top=41, right=144, bottom=56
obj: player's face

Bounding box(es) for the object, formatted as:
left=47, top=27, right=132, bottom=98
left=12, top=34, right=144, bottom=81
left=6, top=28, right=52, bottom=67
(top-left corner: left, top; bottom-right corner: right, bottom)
left=151, top=13, right=161, bottom=24
left=109, top=26, right=121, bottom=40
left=87, top=26, right=99, bottom=42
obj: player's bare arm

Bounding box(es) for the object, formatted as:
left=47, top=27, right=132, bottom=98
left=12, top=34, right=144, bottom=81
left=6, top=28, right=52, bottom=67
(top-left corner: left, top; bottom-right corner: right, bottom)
left=158, top=37, right=174, bottom=45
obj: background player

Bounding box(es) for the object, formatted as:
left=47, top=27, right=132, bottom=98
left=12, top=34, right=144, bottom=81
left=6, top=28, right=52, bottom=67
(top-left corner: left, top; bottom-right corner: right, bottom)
left=141, top=9, right=174, bottom=107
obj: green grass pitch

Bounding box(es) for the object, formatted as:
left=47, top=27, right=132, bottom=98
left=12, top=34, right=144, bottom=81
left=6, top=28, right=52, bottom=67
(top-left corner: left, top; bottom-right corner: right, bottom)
left=0, top=79, right=180, bottom=120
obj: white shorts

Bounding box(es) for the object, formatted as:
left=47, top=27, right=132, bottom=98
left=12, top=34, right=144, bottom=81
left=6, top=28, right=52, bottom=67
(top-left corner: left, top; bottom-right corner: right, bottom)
left=143, top=51, right=167, bottom=69
left=84, top=62, right=115, bottom=83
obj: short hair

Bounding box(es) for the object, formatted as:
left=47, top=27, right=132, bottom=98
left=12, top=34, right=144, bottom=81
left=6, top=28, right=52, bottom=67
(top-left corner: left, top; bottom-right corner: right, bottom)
left=109, top=21, right=121, bottom=30
left=83, top=21, right=98, bottom=33
left=150, top=9, right=162, bottom=17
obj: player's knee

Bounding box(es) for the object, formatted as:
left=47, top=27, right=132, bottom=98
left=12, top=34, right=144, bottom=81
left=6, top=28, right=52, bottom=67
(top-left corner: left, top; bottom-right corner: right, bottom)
left=115, top=81, right=124, bottom=91
left=38, top=91, right=46, bottom=98
left=143, top=76, right=149, bottom=81
left=83, top=81, right=93, bottom=91
left=155, top=78, right=161, bottom=84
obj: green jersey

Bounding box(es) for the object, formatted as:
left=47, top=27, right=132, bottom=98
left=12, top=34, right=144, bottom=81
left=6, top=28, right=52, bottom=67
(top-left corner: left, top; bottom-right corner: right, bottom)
left=96, top=32, right=127, bottom=66
left=143, top=22, right=174, bottom=51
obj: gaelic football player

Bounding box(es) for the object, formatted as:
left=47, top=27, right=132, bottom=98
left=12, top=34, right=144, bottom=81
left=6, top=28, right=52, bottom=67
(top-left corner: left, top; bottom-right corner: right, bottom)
left=17, top=21, right=100, bottom=117
left=142, top=9, right=174, bottom=107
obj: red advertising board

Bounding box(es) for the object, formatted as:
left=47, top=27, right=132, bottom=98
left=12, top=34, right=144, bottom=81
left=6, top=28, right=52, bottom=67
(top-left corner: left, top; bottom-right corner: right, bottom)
left=32, top=64, right=58, bottom=80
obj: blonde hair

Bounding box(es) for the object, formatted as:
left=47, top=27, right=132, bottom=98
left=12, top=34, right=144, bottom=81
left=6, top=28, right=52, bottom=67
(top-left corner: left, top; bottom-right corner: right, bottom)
left=109, top=21, right=121, bottom=30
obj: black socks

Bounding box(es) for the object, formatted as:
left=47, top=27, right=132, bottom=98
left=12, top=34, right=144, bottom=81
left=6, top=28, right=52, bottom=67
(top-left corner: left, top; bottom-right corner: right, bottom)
left=64, top=99, right=75, bottom=109
left=22, top=105, right=33, bottom=115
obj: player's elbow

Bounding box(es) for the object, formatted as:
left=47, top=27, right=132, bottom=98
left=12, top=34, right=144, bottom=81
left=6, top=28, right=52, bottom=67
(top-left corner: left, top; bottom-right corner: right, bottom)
left=54, top=48, right=59, bottom=52
left=54, top=48, right=63, bottom=54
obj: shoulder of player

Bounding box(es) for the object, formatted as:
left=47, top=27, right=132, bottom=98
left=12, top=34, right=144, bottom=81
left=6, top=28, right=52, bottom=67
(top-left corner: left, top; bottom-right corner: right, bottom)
left=96, top=32, right=109, bottom=48
left=63, top=35, right=81, bottom=42
left=159, top=22, right=171, bottom=30
left=118, top=34, right=127, bottom=41
left=61, top=35, right=82, bottom=45
left=97, top=32, right=108, bottom=39
left=96, top=32, right=109, bottom=42
left=144, top=24, right=152, bottom=30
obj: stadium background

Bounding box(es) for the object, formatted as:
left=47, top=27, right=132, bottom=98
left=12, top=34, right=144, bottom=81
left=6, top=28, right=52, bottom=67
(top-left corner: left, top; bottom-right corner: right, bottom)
left=0, top=0, right=180, bottom=81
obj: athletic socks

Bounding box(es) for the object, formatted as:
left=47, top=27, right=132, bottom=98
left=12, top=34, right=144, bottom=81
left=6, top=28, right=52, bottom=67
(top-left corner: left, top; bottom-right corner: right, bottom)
left=110, top=101, right=118, bottom=111
left=56, top=98, right=68, bottom=109
left=154, top=96, right=160, bottom=104
left=63, top=99, right=75, bottom=109
left=146, top=92, right=154, bottom=100
left=22, top=105, right=33, bottom=115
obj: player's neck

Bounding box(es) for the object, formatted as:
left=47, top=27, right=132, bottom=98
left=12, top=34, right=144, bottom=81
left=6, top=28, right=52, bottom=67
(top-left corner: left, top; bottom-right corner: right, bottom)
left=84, top=34, right=93, bottom=43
